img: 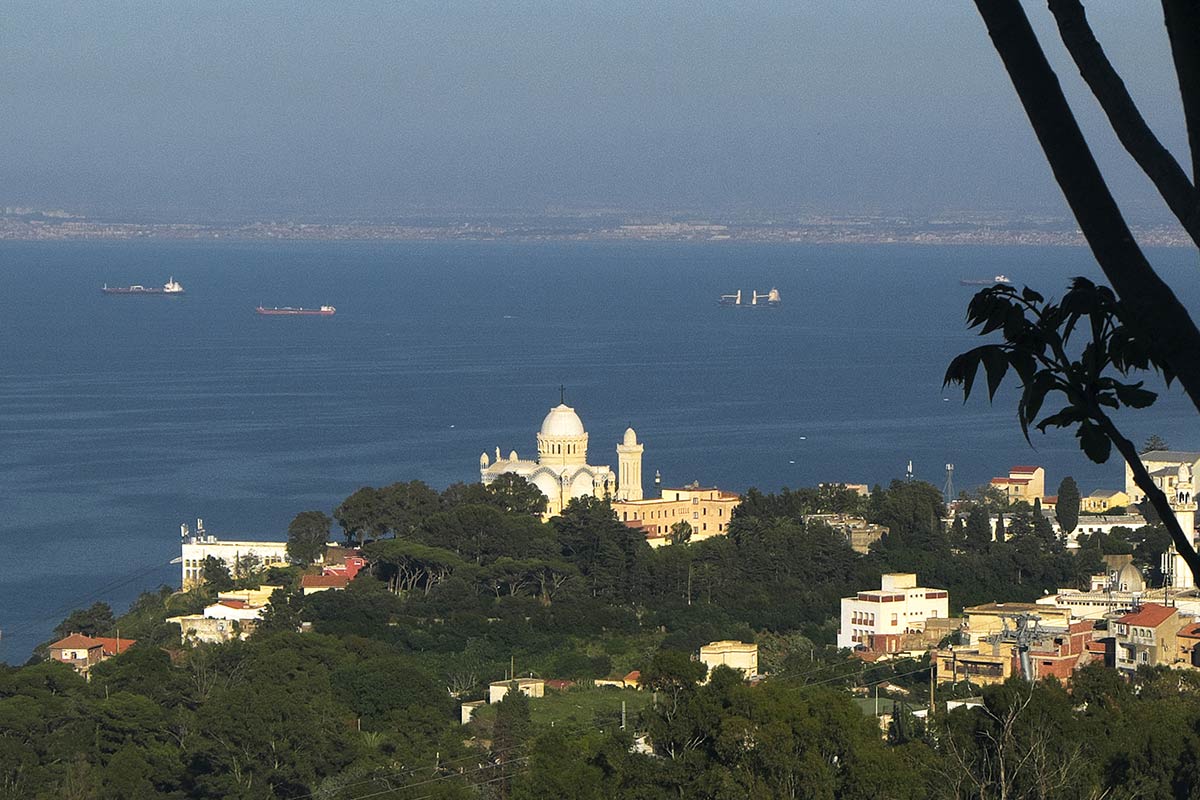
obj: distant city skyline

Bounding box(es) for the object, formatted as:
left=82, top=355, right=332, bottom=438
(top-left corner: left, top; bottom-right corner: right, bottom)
left=2, top=2, right=1188, bottom=223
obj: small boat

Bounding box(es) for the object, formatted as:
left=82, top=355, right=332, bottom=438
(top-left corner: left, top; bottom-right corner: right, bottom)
left=255, top=305, right=336, bottom=316
left=102, top=277, right=185, bottom=295
left=959, top=274, right=1012, bottom=286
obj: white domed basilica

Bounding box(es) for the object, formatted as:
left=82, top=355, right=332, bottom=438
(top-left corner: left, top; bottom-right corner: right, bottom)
left=480, top=398, right=644, bottom=518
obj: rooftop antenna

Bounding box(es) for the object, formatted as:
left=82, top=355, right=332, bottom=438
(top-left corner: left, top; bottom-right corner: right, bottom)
left=654, top=469, right=662, bottom=488
left=905, top=460, right=914, bottom=481
left=559, top=384, right=566, bottom=405
left=943, top=464, right=955, bottom=504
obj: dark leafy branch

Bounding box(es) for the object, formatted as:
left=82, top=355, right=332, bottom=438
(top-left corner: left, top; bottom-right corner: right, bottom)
left=945, top=279, right=1200, bottom=581
left=973, top=0, right=1200, bottom=418
left=1047, top=0, right=1200, bottom=245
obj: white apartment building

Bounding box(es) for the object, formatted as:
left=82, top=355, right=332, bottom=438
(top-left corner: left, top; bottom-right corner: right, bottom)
left=837, top=573, right=949, bottom=652
left=179, top=519, right=290, bottom=590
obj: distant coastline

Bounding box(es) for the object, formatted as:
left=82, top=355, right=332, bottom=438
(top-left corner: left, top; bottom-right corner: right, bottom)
left=0, top=211, right=1189, bottom=247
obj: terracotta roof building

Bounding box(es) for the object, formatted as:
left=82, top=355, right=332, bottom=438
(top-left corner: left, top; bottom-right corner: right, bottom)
left=48, top=633, right=136, bottom=677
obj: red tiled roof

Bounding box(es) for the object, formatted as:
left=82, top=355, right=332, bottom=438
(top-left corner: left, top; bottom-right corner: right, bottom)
left=48, top=633, right=102, bottom=650
left=94, top=637, right=136, bottom=656
left=1117, top=603, right=1178, bottom=628
left=1179, top=623, right=1200, bottom=639
left=991, top=477, right=1031, bottom=485
left=1043, top=496, right=1058, bottom=504
left=217, top=599, right=248, bottom=609
left=624, top=670, right=641, bottom=684
left=301, top=574, right=350, bottom=589
left=1011, top=466, right=1041, bottom=474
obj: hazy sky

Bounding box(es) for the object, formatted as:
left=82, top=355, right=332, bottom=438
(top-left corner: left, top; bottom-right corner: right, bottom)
left=1, top=1, right=1189, bottom=220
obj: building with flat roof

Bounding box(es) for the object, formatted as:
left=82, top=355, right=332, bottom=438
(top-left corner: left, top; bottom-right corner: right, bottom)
left=837, top=574, right=949, bottom=652
left=612, top=482, right=740, bottom=547
left=804, top=514, right=888, bottom=554
left=179, top=519, right=290, bottom=590
left=963, top=602, right=1073, bottom=646
left=488, top=677, right=545, bottom=704
left=699, top=641, right=758, bottom=680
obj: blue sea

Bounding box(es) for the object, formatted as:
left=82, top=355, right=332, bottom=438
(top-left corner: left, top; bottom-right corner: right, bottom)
left=1, top=240, right=1196, bottom=662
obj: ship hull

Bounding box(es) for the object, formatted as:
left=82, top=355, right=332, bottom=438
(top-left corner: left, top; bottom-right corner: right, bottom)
left=102, top=287, right=184, bottom=295
left=255, top=306, right=335, bottom=316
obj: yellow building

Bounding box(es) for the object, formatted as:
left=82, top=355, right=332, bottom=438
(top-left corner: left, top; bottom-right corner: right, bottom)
left=1082, top=489, right=1131, bottom=514
left=699, top=640, right=758, bottom=680
left=989, top=466, right=1046, bottom=505
left=934, top=646, right=1015, bottom=687
left=611, top=483, right=741, bottom=547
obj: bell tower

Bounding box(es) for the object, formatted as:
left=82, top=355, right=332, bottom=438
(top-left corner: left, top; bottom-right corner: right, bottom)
left=617, top=426, right=644, bottom=501
left=1164, top=464, right=1198, bottom=588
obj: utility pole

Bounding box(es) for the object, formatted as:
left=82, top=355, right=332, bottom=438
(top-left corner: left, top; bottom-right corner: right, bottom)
left=928, top=658, right=936, bottom=716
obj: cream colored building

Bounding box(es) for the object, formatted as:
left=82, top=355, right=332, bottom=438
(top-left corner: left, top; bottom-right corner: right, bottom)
left=488, top=677, right=545, bottom=704
left=612, top=483, right=740, bottom=546
left=179, top=520, right=290, bottom=590
left=837, top=573, right=949, bottom=652
left=962, top=602, right=1072, bottom=646
left=1125, top=450, right=1200, bottom=588
left=166, top=585, right=281, bottom=645
left=480, top=400, right=644, bottom=518
left=990, top=466, right=1046, bottom=505
left=699, top=640, right=758, bottom=680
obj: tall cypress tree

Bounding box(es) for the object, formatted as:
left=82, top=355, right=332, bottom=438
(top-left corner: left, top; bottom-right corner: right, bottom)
left=1056, top=477, right=1081, bottom=537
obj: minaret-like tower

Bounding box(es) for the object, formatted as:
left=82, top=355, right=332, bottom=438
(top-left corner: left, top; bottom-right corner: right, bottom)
left=1164, top=464, right=1198, bottom=588
left=617, top=426, right=644, bottom=501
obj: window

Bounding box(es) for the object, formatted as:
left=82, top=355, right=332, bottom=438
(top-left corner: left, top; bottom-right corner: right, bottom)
left=890, top=614, right=898, bottom=625
left=693, top=512, right=699, bottom=520
left=1140, top=651, right=1149, bottom=663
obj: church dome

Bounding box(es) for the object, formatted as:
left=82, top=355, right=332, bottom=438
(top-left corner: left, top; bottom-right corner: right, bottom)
left=540, top=404, right=586, bottom=437
left=623, top=426, right=638, bottom=446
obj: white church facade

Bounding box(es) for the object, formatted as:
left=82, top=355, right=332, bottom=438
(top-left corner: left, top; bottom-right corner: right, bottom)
left=1126, top=450, right=1200, bottom=589
left=480, top=399, right=644, bottom=518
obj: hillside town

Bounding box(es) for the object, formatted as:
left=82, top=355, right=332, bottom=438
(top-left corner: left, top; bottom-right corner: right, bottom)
left=47, top=401, right=1200, bottom=747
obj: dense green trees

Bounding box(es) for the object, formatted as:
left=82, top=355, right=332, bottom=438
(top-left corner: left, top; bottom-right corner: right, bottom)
left=10, top=476, right=1159, bottom=798
left=286, top=510, right=332, bottom=565
left=52, top=601, right=115, bottom=638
